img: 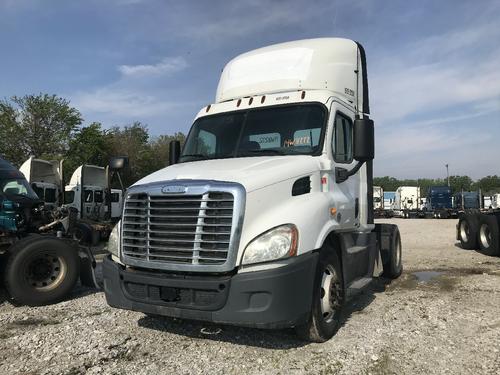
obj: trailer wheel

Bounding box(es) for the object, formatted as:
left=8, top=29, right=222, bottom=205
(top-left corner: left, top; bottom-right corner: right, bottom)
left=4, top=237, right=80, bottom=306
left=382, top=226, right=403, bottom=279
left=295, top=250, right=344, bottom=343
left=478, top=215, right=500, bottom=256
left=458, top=215, right=479, bottom=250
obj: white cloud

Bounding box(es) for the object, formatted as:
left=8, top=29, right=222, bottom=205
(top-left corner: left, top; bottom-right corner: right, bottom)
left=118, top=56, right=188, bottom=78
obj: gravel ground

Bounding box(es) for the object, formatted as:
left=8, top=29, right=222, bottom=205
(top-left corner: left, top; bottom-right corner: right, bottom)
left=1, top=219, right=499, bottom=375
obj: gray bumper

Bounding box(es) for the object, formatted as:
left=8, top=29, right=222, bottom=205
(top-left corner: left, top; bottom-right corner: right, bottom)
left=103, top=252, right=318, bottom=329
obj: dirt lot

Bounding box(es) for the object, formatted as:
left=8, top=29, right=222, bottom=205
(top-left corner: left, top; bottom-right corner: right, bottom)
left=1, top=219, right=499, bottom=375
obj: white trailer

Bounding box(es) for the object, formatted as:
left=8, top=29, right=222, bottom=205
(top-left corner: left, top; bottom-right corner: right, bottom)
left=19, top=157, right=63, bottom=209
left=103, top=38, right=403, bottom=342
left=393, top=186, right=422, bottom=218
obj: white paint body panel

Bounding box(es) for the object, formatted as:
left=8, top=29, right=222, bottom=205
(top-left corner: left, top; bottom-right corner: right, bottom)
left=216, top=38, right=365, bottom=113
left=393, top=186, right=421, bottom=211
left=19, top=157, right=62, bottom=208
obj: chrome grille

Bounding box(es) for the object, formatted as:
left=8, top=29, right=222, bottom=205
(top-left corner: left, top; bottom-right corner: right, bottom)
left=122, top=190, right=235, bottom=267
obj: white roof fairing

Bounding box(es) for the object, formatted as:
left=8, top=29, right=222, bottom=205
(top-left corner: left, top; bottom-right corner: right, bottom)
left=216, top=38, right=368, bottom=114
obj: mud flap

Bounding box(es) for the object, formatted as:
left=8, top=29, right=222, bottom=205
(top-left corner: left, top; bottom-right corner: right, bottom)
left=79, top=247, right=100, bottom=289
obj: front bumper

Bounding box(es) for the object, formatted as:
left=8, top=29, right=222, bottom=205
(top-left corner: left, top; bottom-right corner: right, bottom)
left=103, top=252, right=318, bottom=329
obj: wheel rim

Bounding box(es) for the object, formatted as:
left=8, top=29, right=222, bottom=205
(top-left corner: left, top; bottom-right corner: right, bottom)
left=320, top=264, right=341, bottom=323
left=479, top=224, right=491, bottom=249
left=25, top=251, right=68, bottom=291
left=460, top=221, right=469, bottom=242
left=395, top=236, right=402, bottom=267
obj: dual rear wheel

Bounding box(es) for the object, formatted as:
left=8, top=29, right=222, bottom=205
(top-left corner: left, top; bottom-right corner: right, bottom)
left=458, top=214, right=499, bottom=256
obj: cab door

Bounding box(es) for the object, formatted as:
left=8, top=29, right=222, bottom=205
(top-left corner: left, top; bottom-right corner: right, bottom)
left=328, top=104, right=360, bottom=230
left=328, top=102, right=373, bottom=285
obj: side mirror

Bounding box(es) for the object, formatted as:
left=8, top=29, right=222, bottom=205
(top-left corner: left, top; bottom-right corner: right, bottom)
left=169, top=140, right=181, bottom=165
left=109, top=156, right=129, bottom=171
left=353, top=118, right=374, bottom=162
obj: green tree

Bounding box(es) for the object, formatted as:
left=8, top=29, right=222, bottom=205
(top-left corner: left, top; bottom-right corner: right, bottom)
left=0, top=94, right=82, bottom=166
left=448, top=175, right=473, bottom=193
left=64, top=122, right=112, bottom=183
left=475, top=175, right=500, bottom=194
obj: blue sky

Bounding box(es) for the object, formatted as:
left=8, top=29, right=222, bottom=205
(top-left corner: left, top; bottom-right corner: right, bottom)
left=1, top=0, right=499, bottom=179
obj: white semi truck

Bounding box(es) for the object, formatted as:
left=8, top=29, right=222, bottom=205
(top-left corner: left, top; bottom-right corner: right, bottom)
left=103, top=38, right=403, bottom=342
left=393, top=186, right=422, bottom=218
left=65, top=164, right=123, bottom=222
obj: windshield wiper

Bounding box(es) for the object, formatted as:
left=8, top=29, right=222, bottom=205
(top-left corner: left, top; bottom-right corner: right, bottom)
left=180, top=154, right=209, bottom=160
left=239, top=149, right=287, bottom=155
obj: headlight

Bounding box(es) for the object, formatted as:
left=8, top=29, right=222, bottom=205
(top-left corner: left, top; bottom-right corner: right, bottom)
left=107, top=220, right=121, bottom=257
left=241, top=224, right=298, bottom=265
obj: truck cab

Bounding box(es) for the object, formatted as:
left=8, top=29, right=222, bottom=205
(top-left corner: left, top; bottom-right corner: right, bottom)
left=103, top=38, right=403, bottom=342
left=19, top=157, right=63, bottom=210
left=64, top=164, right=122, bottom=222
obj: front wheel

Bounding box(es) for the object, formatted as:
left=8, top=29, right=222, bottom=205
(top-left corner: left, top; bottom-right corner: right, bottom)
left=295, top=251, right=344, bottom=343
left=382, top=226, right=403, bottom=279
left=4, top=237, right=80, bottom=306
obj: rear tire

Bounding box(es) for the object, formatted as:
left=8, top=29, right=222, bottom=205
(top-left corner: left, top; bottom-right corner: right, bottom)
left=295, top=251, right=344, bottom=343
left=458, top=215, right=479, bottom=250
left=382, top=226, right=403, bottom=279
left=4, top=237, right=80, bottom=306
left=478, top=214, right=500, bottom=256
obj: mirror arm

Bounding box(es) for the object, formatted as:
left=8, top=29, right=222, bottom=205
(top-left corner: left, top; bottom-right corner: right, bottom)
left=335, top=161, right=364, bottom=183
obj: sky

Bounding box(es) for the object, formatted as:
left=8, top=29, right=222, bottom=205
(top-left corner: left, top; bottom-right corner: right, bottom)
left=1, top=0, right=499, bottom=179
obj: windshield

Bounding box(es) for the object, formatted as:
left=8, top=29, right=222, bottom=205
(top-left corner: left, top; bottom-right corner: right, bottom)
left=1, top=178, right=39, bottom=200
left=180, top=104, right=327, bottom=162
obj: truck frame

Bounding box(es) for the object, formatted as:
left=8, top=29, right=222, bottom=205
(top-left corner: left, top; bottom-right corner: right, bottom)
left=102, top=38, right=403, bottom=342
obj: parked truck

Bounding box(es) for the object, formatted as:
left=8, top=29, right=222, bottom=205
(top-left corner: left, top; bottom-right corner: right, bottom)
left=19, top=157, right=63, bottom=210
left=393, top=186, right=422, bottom=218
left=425, top=186, right=455, bottom=218
left=454, top=191, right=481, bottom=211
left=373, top=186, right=392, bottom=218
left=102, top=38, right=403, bottom=342
left=0, top=157, right=98, bottom=306
left=64, top=164, right=123, bottom=223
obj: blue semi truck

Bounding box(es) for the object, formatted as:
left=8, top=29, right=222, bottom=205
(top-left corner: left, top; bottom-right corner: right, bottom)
left=425, top=186, right=456, bottom=219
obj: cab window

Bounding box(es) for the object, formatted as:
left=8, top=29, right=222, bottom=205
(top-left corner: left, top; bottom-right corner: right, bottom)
left=84, top=190, right=93, bottom=203
left=332, top=113, right=353, bottom=163
left=94, top=190, right=103, bottom=203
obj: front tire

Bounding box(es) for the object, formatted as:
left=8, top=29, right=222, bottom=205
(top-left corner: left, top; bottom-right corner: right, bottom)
left=295, top=251, right=344, bottom=343
left=4, top=237, right=80, bottom=306
left=382, top=226, right=403, bottom=279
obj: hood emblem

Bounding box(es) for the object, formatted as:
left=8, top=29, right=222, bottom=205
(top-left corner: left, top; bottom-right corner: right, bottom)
left=161, top=185, right=187, bottom=194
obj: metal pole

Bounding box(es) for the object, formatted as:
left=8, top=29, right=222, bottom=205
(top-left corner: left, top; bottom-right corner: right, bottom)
left=445, top=164, right=450, bottom=187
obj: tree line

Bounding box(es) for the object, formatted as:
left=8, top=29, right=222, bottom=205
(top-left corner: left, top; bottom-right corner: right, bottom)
left=374, top=175, right=500, bottom=197
left=0, top=93, right=185, bottom=187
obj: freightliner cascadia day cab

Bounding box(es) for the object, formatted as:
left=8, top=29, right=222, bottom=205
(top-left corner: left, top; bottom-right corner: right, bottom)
left=103, top=38, right=403, bottom=342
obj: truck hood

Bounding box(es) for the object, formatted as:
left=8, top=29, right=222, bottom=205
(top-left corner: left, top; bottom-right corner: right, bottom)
left=134, top=155, right=319, bottom=192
